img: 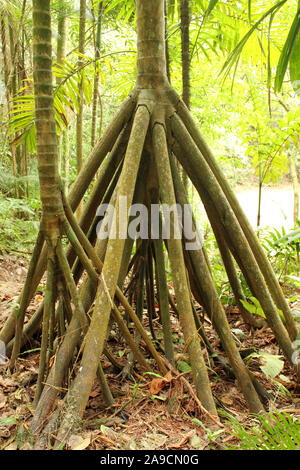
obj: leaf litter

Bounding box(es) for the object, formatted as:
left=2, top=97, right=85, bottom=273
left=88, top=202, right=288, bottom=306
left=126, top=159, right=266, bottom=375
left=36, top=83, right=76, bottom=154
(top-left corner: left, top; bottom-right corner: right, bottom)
left=0, top=255, right=299, bottom=450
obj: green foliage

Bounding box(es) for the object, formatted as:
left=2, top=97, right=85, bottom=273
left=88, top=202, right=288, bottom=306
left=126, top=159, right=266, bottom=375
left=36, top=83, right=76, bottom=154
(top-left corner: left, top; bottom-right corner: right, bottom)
left=261, top=226, right=300, bottom=276
left=0, top=197, right=39, bottom=252
left=9, top=57, right=97, bottom=152
left=240, top=296, right=266, bottom=319
left=103, top=0, right=135, bottom=24
left=240, top=295, right=285, bottom=323
left=246, top=350, right=285, bottom=378
left=220, top=0, right=299, bottom=93
left=275, top=4, right=300, bottom=92
left=177, top=359, right=192, bottom=373
left=289, top=24, right=300, bottom=95
left=241, top=76, right=289, bottom=186
left=192, top=417, right=225, bottom=446
left=0, top=417, right=18, bottom=426
left=223, top=411, right=300, bottom=450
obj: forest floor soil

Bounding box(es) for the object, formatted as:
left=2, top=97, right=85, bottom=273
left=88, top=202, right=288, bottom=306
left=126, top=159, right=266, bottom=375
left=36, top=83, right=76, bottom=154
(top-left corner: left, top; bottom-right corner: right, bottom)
left=0, top=254, right=299, bottom=450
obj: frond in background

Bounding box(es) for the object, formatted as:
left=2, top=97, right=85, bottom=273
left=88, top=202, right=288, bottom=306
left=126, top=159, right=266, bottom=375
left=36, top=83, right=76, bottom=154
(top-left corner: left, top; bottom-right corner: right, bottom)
left=8, top=58, right=95, bottom=152
left=222, top=410, right=300, bottom=450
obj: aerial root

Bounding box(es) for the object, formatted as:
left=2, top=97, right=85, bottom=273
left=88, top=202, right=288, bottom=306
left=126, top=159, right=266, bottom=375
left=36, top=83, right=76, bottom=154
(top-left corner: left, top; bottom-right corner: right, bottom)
left=2, top=92, right=299, bottom=448
left=170, top=112, right=296, bottom=366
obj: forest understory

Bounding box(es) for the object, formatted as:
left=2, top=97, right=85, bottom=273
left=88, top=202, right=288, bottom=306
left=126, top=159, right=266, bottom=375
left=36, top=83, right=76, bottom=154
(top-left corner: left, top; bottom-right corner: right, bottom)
left=1, top=0, right=300, bottom=453
left=0, top=254, right=299, bottom=451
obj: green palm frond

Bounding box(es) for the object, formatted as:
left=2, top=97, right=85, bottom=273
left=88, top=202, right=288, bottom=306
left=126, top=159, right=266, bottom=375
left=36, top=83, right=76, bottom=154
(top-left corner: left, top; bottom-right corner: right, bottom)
left=220, top=0, right=287, bottom=82
left=222, top=411, right=300, bottom=450
left=102, top=0, right=135, bottom=23
left=220, top=0, right=299, bottom=92
left=275, top=5, right=300, bottom=91
left=8, top=58, right=95, bottom=152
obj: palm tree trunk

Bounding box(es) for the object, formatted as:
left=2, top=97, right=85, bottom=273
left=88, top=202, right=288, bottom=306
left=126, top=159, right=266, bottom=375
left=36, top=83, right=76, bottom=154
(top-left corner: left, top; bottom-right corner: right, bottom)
left=180, top=0, right=190, bottom=190
left=180, top=0, right=190, bottom=109
left=164, top=0, right=171, bottom=83
left=289, top=148, right=299, bottom=226
left=56, top=0, right=68, bottom=185
left=1, top=15, right=18, bottom=198
left=76, top=0, right=86, bottom=217
left=32, top=0, right=64, bottom=240
left=91, top=1, right=103, bottom=148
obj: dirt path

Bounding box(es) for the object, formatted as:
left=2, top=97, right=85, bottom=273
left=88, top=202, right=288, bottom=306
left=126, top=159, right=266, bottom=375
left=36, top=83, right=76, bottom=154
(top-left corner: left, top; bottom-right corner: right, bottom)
left=0, top=254, right=29, bottom=330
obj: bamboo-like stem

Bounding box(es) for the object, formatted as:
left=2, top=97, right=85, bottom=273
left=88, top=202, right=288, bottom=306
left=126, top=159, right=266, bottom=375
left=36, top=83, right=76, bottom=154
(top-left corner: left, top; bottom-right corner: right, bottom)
left=169, top=148, right=264, bottom=413
left=62, top=187, right=167, bottom=375
left=172, top=94, right=298, bottom=341
left=33, top=0, right=64, bottom=237
left=10, top=0, right=64, bottom=363
left=136, top=0, right=168, bottom=89
left=153, top=231, right=175, bottom=364
left=34, top=248, right=55, bottom=406
left=96, top=362, right=114, bottom=407
left=91, top=1, right=103, bottom=147
left=9, top=230, right=45, bottom=368
left=75, top=0, right=86, bottom=219
left=56, top=105, right=151, bottom=433
left=65, top=212, right=152, bottom=372
left=212, top=221, right=264, bottom=328
left=56, top=0, right=68, bottom=175
left=152, top=121, right=217, bottom=416
left=56, top=239, right=87, bottom=332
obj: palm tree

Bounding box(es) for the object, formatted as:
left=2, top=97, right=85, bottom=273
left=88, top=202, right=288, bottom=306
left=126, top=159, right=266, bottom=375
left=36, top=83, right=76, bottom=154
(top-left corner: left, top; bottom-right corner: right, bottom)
left=1, top=0, right=298, bottom=447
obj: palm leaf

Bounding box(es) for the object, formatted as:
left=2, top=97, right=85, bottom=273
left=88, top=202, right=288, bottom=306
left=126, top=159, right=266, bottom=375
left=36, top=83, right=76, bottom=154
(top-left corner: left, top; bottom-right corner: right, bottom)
left=274, top=6, right=300, bottom=91
left=221, top=0, right=287, bottom=83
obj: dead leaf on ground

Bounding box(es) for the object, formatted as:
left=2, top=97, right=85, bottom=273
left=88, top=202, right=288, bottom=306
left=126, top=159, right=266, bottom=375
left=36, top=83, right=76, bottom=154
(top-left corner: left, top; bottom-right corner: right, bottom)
left=220, top=396, right=234, bottom=406
left=149, top=372, right=173, bottom=395
left=67, top=434, right=91, bottom=450
left=34, top=295, right=43, bottom=304
left=190, top=434, right=206, bottom=450
left=89, top=389, right=101, bottom=398
left=0, top=392, right=7, bottom=409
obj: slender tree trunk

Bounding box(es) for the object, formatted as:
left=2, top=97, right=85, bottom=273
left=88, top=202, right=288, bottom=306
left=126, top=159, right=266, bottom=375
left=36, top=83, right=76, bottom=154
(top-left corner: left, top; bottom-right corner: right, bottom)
left=91, top=1, right=103, bottom=148
left=56, top=0, right=68, bottom=185
left=164, top=0, right=171, bottom=83
left=76, top=0, right=86, bottom=217
left=56, top=2, right=67, bottom=65
left=180, top=0, right=190, bottom=109
left=180, top=0, right=190, bottom=191
left=1, top=14, right=18, bottom=198
left=32, top=0, right=64, bottom=240
left=257, top=180, right=262, bottom=229
left=289, top=148, right=299, bottom=226
left=9, top=23, right=24, bottom=198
